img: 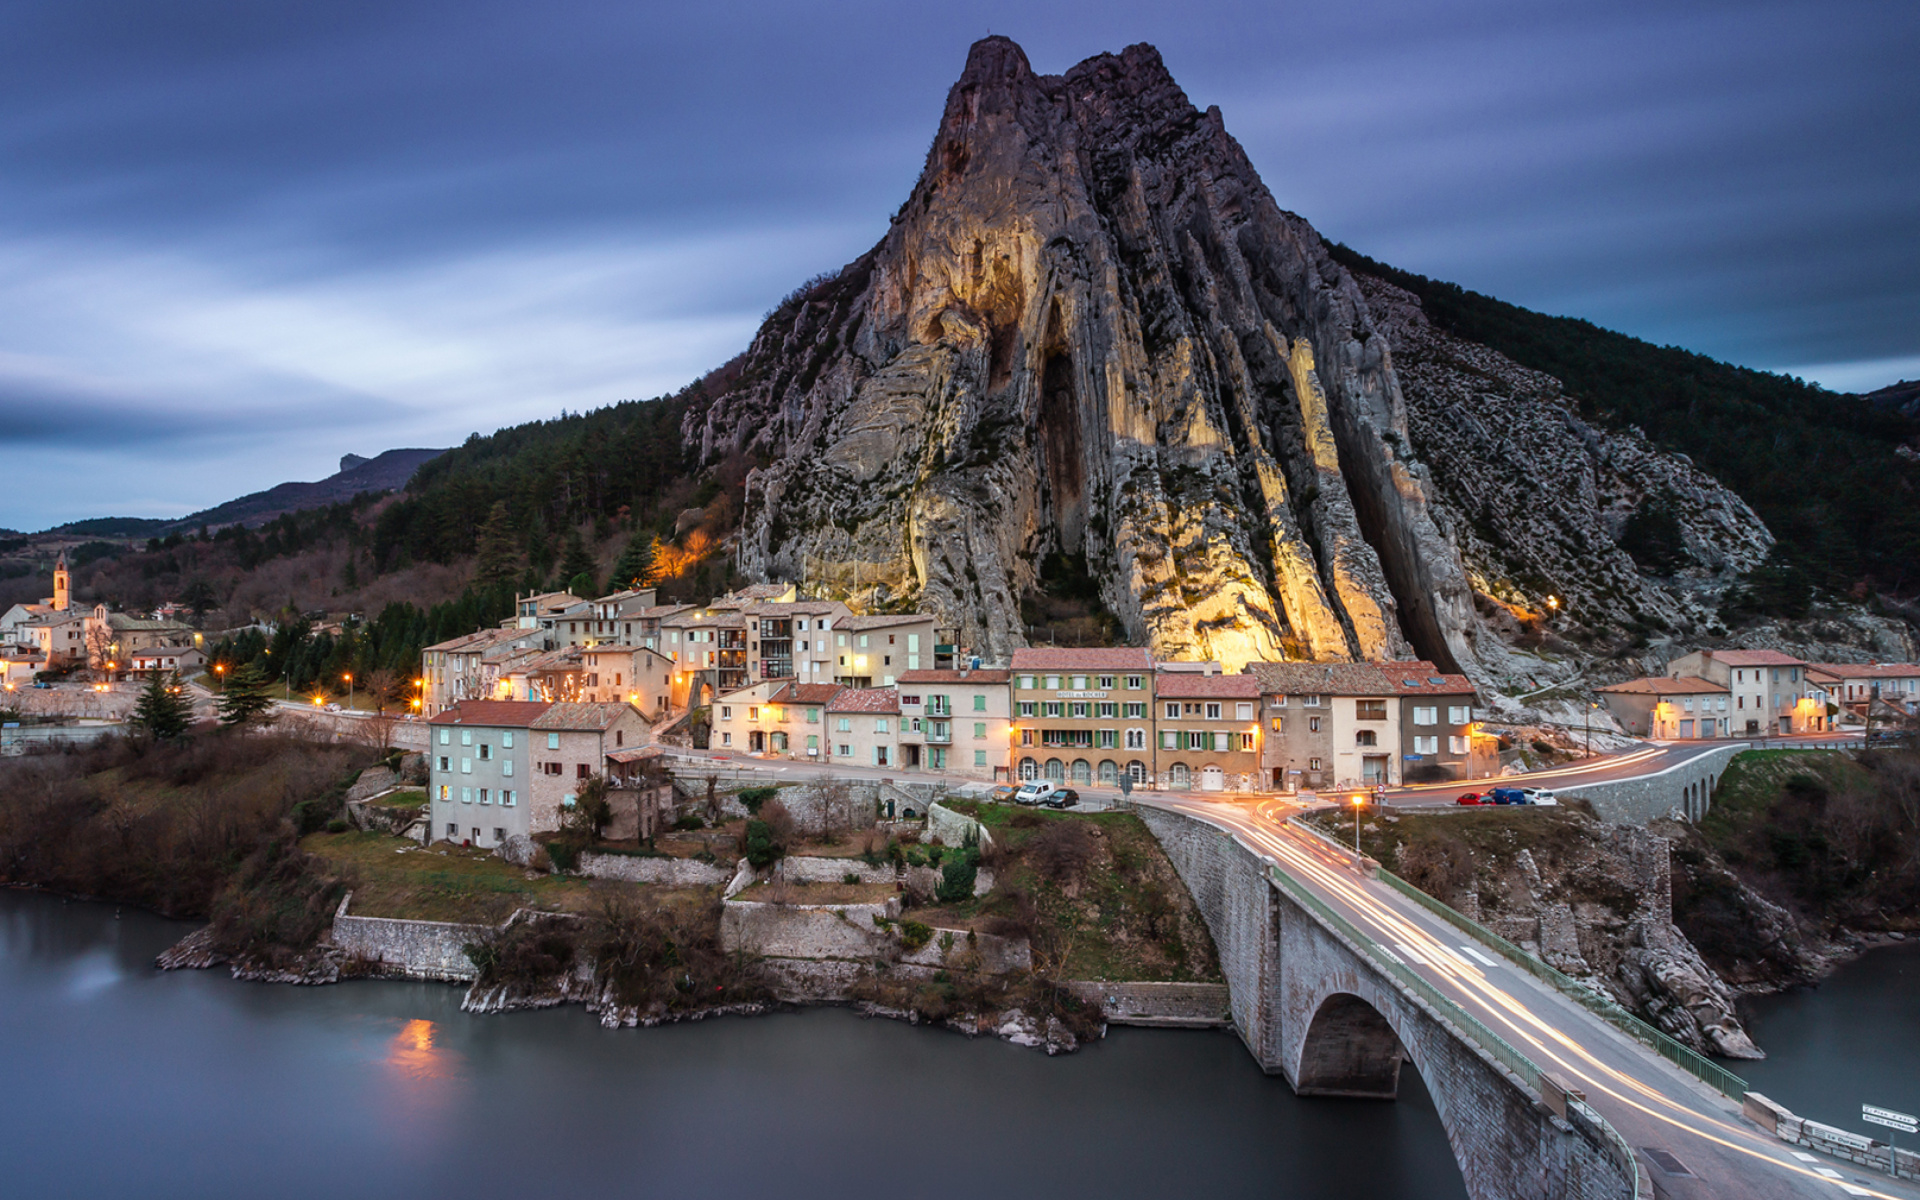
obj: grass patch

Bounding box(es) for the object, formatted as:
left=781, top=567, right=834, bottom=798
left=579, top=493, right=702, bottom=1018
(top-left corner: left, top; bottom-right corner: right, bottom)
left=369, top=789, right=426, bottom=809
left=302, top=829, right=686, bottom=924
left=731, top=879, right=897, bottom=906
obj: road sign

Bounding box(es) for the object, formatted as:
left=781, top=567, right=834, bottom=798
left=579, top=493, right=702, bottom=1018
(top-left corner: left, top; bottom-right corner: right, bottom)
left=1864, top=1105, right=1917, bottom=1133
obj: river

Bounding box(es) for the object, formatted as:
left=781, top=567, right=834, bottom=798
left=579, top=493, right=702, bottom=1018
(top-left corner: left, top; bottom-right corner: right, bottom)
left=0, top=890, right=1467, bottom=1200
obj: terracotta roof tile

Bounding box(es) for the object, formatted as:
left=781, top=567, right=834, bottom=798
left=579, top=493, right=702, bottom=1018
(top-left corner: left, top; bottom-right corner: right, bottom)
left=827, top=687, right=899, bottom=714
left=1599, top=677, right=1728, bottom=695
left=1697, top=649, right=1807, bottom=667
left=1153, top=672, right=1260, bottom=699
left=897, top=669, right=1013, bottom=684
left=530, top=702, right=641, bottom=731
left=429, top=700, right=553, bottom=726
left=1009, top=647, right=1153, bottom=671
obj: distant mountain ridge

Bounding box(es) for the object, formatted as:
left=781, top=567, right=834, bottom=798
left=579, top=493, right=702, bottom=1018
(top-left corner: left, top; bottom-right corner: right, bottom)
left=43, top=448, right=446, bottom=537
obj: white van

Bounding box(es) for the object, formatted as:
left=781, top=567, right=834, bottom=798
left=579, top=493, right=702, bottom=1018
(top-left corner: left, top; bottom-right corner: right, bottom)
left=1014, top=780, right=1058, bottom=806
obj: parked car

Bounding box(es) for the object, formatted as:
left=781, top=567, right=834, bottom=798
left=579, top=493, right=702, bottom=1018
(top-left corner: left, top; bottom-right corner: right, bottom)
left=1487, top=786, right=1530, bottom=805
left=1455, top=792, right=1484, bottom=805
left=1043, top=788, right=1080, bottom=809
left=987, top=784, right=1018, bottom=804
left=1014, top=780, right=1058, bottom=806
left=1522, top=788, right=1559, bottom=806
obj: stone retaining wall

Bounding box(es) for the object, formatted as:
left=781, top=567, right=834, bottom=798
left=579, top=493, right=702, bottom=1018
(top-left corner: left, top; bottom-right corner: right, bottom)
left=576, top=851, right=732, bottom=887
left=774, top=856, right=899, bottom=885
left=926, top=801, right=994, bottom=850
left=1556, top=744, right=1748, bottom=825
left=1064, top=981, right=1232, bottom=1027
left=1744, top=1093, right=1919, bottom=1180
left=327, top=893, right=488, bottom=982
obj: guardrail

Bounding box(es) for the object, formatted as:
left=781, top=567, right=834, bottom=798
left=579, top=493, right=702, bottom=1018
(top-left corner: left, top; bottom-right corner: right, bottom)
left=1284, top=812, right=1748, bottom=1101
left=1266, top=865, right=1645, bottom=1199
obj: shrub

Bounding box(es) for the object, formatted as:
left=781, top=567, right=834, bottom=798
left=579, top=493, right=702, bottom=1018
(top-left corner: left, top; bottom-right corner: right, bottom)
left=546, top=841, right=579, bottom=872
left=744, top=819, right=784, bottom=869
left=738, top=786, right=778, bottom=815
left=842, top=872, right=861, bottom=885
left=672, top=814, right=706, bottom=832
left=936, top=848, right=979, bottom=904
left=898, top=920, right=933, bottom=952
left=325, top=818, right=350, bottom=834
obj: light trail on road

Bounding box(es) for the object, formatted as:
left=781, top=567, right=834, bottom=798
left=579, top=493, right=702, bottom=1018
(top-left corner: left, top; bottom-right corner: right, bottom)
left=1152, top=794, right=1909, bottom=1200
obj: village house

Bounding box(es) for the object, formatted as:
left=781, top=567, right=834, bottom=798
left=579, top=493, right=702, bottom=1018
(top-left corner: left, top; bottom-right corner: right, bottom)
left=514, top=591, right=589, bottom=636
left=420, top=626, right=546, bottom=716
left=493, top=646, right=583, bottom=703
left=1009, top=647, right=1155, bottom=786
left=127, top=645, right=207, bottom=679
left=1247, top=662, right=1371, bottom=791
left=710, top=680, right=840, bottom=757
left=579, top=643, right=676, bottom=717
left=744, top=599, right=852, bottom=685
left=897, top=667, right=1013, bottom=780
left=1806, top=663, right=1920, bottom=717
left=833, top=614, right=941, bottom=686
left=1, top=648, right=46, bottom=689
left=1383, top=665, right=1493, bottom=781
left=1597, top=676, right=1733, bottom=739
left=579, top=587, right=661, bottom=646
left=527, top=702, right=653, bottom=836
left=1, top=553, right=74, bottom=649
left=85, top=604, right=194, bottom=671
left=1152, top=666, right=1262, bottom=791
left=1667, top=649, right=1825, bottom=734
left=826, top=686, right=900, bottom=768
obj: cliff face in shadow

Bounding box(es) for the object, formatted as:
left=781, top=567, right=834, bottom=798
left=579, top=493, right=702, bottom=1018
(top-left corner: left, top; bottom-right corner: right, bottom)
left=683, top=37, right=1762, bottom=675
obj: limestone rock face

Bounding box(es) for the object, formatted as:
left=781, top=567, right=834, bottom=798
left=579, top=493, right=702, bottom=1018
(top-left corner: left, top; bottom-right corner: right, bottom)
left=685, top=37, right=1481, bottom=670
left=683, top=37, right=1766, bottom=674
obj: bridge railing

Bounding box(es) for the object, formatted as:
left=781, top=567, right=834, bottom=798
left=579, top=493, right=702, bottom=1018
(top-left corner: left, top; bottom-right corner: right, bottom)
left=1284, top=813, right=1749, bottom=1101
left=1266, top=865, right=1646, bottom=1199
left=1374, top=867, right=1750, bottom=1101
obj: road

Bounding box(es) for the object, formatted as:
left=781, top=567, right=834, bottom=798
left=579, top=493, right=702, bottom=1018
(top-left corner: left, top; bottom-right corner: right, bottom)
left=1146, top=789, right=1915, bottom=1200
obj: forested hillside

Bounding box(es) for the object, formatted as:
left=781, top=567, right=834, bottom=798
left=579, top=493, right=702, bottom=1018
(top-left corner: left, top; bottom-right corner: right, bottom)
left=1329, top=244, right=1920, bottom=605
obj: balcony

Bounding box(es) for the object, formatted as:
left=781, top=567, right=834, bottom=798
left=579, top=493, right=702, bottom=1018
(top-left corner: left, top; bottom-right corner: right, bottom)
left=925, top=722, right=952, bottom=744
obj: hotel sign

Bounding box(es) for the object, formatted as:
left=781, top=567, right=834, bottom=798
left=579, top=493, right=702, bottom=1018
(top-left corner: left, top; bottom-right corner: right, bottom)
left=1055, top=691, right=1109, bottom=699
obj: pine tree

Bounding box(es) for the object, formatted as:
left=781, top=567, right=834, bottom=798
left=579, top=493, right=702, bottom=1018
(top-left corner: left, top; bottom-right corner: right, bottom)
left=473, top=500, right=520, bottom=589
left=558, top=529, right=597, bottom=595
left=217, top=661, right=276, bottom=728
left=130, top=670, right=193, bottom=741
left=608, top=532, right=657, bottom=592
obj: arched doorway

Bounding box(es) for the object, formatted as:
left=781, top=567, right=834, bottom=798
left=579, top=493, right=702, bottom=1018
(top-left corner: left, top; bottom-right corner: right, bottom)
left=1127, top=760, right=1147, bottom=783
left=1097, top=759, right=1118, bottom=784
left=1070, top=759, right=1092, bottom=784
left=1018, top=757, right=1038, bottom=781
left=1045, top=758, right=1065, bottom=782
left=1168, top=763, right=1191, bottom=789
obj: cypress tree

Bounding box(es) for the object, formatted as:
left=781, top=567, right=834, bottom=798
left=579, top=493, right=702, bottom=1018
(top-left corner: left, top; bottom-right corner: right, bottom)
left=608, top=532, right=658, bottom=592
left=130, top=670, right=193, bottom=742
left=217, top=661, right=277, bottom=728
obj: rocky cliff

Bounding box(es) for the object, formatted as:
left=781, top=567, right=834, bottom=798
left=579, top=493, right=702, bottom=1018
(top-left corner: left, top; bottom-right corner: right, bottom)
left=683, top=37, right=1765, bottom=677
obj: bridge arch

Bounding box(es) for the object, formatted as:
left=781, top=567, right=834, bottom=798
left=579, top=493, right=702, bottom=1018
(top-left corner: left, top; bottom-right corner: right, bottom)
left=1295, top=991, right=1403, bottom=1098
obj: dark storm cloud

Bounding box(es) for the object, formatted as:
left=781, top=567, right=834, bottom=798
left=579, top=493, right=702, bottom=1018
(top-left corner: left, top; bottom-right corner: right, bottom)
left=1, top=0, right=1915, bottom=529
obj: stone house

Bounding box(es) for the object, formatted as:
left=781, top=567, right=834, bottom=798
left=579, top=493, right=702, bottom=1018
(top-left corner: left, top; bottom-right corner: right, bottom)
left=579, top=644, right=676, bottom=717
left=580, top=587, right=661, bottom=646
left=1597, top=677, right=1732, bottom=739
left=1806, top=662, right=1920, bottom=717
left=833, top=614, right=939, bottom=686
left=1008, top=647, right=1155, bottom=786
left=826, top=686, right=901, bottom=768
left=526, top=703, right=653, bottom=839
left=420, top=627, right=546, bottom=717
left=1151, top=667, right=1262, bottom=791
left=742, top=600, right=852, bottom=686
left=1384, top=666, right=1494, bottom=781
left=127, top=645, right=207, bottom=679
left=897, top=667, right=1013, bottom=780
left=711, top=680, right=840, bottom=758
left=427, top=700, right=547, bottom=849
left=23, top=608, right=88, bottom=668
left=1667, top=649, right=1825, bottom=734
left=86, top=605, right=194, bottom=671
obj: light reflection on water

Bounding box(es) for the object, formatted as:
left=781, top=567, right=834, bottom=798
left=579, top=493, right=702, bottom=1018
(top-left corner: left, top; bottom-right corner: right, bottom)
left=386, top=1017, right=457, bottom=1084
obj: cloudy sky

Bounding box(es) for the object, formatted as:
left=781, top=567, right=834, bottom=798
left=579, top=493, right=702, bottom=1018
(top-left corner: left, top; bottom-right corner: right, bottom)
left=3, top=0, right=1915, bottom=530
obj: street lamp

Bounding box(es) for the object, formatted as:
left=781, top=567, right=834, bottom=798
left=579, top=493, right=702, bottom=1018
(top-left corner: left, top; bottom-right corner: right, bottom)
left=1586, top=701, right=1600, bottom=757
left=343, top=672, right=353, bottom=708
left=1352, top=793, right=1367, bottom=858
left=213, top=662, right=226, bottom=691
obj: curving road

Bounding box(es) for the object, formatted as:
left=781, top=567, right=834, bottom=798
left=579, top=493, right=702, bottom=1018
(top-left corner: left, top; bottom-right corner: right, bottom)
left=1140, top=789, right=1916, bottom=1200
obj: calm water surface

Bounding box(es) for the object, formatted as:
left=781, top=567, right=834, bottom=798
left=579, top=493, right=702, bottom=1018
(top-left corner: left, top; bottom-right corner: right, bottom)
left=1732, top=941, right=1920, bottom=1136
left=1, top=890, right=1469, bottom=1200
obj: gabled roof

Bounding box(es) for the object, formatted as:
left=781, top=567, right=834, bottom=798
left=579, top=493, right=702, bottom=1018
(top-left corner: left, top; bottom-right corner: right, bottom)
left=425, top=627, right=530, bottom=654
left=430, top=700, right=553, bottom=726
left=1693, top=649, right=1806, bottom=667
left=1009, top=647, right=1154, bottom=671
left=771, top=682, right=844, bottom=705
left=531, top=702, right=642, bottom=731
left=1806, top=662, right=1920, bottom=680
left=897, top=668, right=1012, bottom=684
left=1598, top=677, right=1729, bottom=695
left=1154, top=672, right=1260, bottom=699
left=828, top=686, right=900, bottom=714
left=840, top=613, right=933, bottom=630
left=1244, top=661, right=1397, bottom=696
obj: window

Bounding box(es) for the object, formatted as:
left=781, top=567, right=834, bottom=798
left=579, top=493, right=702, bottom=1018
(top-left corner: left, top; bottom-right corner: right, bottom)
left=577, top=764, right=590, bottom=779
left=1356, top=699, right=1387, bottom=720
left=874, top=718, right=889, bottom=734
left=1018, top=675, right=1035, bottom=690
left=1303, top=694, right=1321, bottom=707
left=1126, top=728, right=1146, bottom=750
left=438, top=785, right=449, bottom=801
left=1415, top=736, right=1439, bottom=755
left=502, top=790, right=515, bottom=807
left=974, top=722, right=986, bottom=739
left=447, top=822, right=458, bottom=837
left=1125, top=675, right=1143, bottom=690
left=1309, top=758, right=1322, bottom=771
left=461, top=729, right=472, bottom=745
left=859, top=635, right=870, bottom=649
left=837, top=718, right=851, bottom=732
left=1236, top=702, right=1253, bottom=720
left=721, top=732, right=732, bottom=747
left=1069, top=702, right=1088, bottom=719
left=503, top=760, right=513, bottom=777
left=438, top=728, right=450, bottom=745
left=1160, top=731, right=1177, bottom=749
left=1449, top=736, right=1468, bottom=755
left=1188, top=731, right=1210, bottom=751
left=974, top=750, right=987, bottom=767
left=1043, top=702, right=1062, bottom=718
left=562, top=793, right=576, bottom=808
left=461, top=757, right=472, bottom=774
left=1212, top=732, right=1230, bottom=752
left=460, top=787, right=472, bottom=804
left=1356, top=730, right=1377, bottom=746
left=1238, top=732, right=1255, bottom=750
left=900, top=694, right=921, bottom=707
left=1447, top=706, right=1470, bottom=725
left=1096, top=676, right=1114, bottom=690
left=1413, top=706, right=1438, bottom=725
left=1096, top=729, right=1117, bottom=749
left=748, top=706, right=758, bottom=720
left=502, top=731, right=513, bottom=748
left=438, top=755, right=450, bottom=772
left=477, top=788, right=489, bottom=805
left=548, top=732, right=560, bottom=749
left=1124, top=702, right=1145, bottom=719
left=1021, top=730, right=1034, bottom=746
left=1205, top=702, right=1221, bottom=720
left=1164, top=702, right=1181, bottom=719
left=806, top=708, right=819, bottom=723
left=1018, top=701, right=1036, bottom=717
left=837, top=744, right=851, bottom=757
left=479, top=743, right=491, bottom=760
left=1271, top=694, right=1287, bottom=707
left=1271, top=717, right=1284, bottom=733
left=721, top=705, right=732, bottom=720
left=1308, top=717, right=1321, bottom=733
left=972, top=694, right=986, bottom=712
left=541, top=762, right=563, bottom=776
left=1097, top=702, right=1116, bottom=718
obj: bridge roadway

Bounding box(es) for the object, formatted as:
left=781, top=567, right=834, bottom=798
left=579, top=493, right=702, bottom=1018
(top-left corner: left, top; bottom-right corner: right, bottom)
left=1145, top=790, right=1917, bottom=1200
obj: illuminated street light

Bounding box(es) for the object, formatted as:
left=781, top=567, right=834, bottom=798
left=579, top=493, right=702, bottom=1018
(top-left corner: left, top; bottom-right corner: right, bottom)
left=1352, top=793, right=1366, bottom=857
left=343, top=672, right=353, bottom=708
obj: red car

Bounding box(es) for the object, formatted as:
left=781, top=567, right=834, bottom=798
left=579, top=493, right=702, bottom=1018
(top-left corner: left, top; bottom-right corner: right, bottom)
left=1455, top=792, right=1485, bottom=806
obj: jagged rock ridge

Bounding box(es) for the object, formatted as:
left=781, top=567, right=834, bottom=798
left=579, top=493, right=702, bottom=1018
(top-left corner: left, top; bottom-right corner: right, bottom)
left=683, top=37, right=1761, bottom=674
